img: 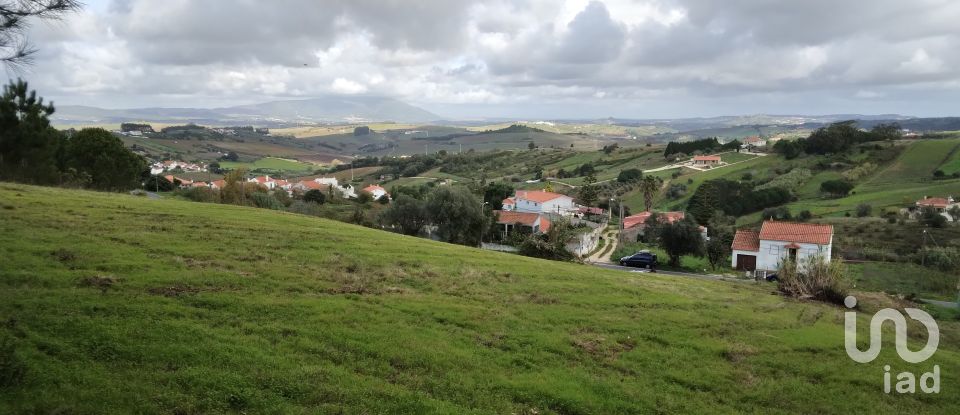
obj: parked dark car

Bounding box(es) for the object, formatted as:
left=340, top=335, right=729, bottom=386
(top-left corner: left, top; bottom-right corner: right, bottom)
left=619, top=251, right=658, bottom=270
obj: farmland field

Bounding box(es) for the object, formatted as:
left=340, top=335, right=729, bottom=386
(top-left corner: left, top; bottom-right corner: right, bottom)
left=858, top=139, right=960, bottom=191
left=2, top=183, right=958, bottom=413
left=220, top=157, right=318, bottom=174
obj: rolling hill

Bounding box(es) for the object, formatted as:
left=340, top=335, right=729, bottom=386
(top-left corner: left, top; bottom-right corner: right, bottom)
left=52, top=96, right=441, bottom=125
left=1, top=183, right=958, bottom=413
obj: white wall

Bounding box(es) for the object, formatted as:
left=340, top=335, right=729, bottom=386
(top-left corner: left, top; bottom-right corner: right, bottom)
left=756, top=240, right=832, bottom=271
left=515, top=196, right=575, bottom=214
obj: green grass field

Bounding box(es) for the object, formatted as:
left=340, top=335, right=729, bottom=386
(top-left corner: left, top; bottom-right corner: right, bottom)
left=220, top=157, right=318, bottom=174
left=859, top=139, right=960, bottom=191
left=2, top=183, right=959, bottom=413
left=849, top=262, right=958, bottom=301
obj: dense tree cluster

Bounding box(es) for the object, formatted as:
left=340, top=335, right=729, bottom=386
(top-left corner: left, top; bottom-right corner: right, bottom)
left=378, top=183, right=491, bottom=246
left=773, top=121, right=902, bottom=159
left=820, top=179, right=854, bottom=198
left=616, top=168, right=643, bottom=183
left=0, top=80, right=146, bottom=190
left=120, top=123, right=155, bottom=133
left=663, top=137, right=740, bottom=158
left=687, top=179, right=792, bottom=225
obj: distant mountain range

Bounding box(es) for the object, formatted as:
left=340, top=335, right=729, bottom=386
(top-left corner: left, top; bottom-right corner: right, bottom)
left=51, top=96, right=960, bottom=134
left=52, top=96, right=442, bottom=125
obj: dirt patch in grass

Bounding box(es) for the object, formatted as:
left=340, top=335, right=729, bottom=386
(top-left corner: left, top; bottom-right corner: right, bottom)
left=722, top=343, right=757, bottom=363
left=571, top=328, right=636, bottom=360
left=78, top=275, right=117, bottom=293
left=147, top=284, right=202, bottom=298
left=50, top=248, right=77, bottom=263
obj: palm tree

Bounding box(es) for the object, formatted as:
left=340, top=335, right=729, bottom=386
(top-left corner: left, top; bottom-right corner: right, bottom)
left=639, top=175, right=662, bottom=212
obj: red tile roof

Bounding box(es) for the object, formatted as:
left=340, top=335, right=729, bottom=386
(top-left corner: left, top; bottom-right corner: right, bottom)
left=917, top=197, right=951, bottom=208
left=495, top=210, right=541, bottom=226
left=731, top=229, right=760, bottom=251
left=502, top=197, right=515, bottom=206
left=694, top=155, right=721, bottom=161
left=297, top=180, right=326, bottom=190
left=759, top=221, right=833, bottom=245
left=211, top=180, right=226, bottom=188
left=362, top=185, right=386, bottom=193
left=516, top=190, right=567, bottom=203
left=539, top=216, right=551, bottom=233
left=623, top=211, right=685, bottom=229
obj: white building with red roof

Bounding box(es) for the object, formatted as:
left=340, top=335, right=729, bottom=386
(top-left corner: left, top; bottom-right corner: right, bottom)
left=501, top=190, right=576, bottom=215
left=361, top=184, right=389, bottom=200
left=293, top=180, right=329, bottom=193
left=915, top=196, right=955, bottom=213
left=692, top=155, right=721, bottom=166
left=493, top=210, right=552, bottom=235
left=248, top=175, right=277, bottom=190
left=731, top=221, right=833, bottom=272
left=742, top=136, right=767, bottom=148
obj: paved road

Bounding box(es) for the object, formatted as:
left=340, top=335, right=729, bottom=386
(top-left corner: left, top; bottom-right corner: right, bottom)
left=588, top=261, right=754, bottom=283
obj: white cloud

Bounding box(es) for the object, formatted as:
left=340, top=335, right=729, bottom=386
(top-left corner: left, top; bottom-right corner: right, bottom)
left=17, top=0, right=960, bottom=117
left=330, top=78, right=368, bottom=94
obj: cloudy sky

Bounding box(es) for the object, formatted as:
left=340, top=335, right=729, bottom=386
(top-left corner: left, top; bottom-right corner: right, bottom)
left=18, top=0, right=960, bottom=119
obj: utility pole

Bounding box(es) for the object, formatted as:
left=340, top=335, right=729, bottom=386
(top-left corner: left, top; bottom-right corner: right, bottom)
left=921, top=229, right=927, bottom=267
left=619, top=202, right=624, bottom=244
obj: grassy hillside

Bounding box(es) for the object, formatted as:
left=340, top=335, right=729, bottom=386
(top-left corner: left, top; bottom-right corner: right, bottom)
left=1, top=184, right=959, bottom=413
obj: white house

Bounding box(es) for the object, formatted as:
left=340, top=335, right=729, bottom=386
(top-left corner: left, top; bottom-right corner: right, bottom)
left=502, top=190, right=576, bottom=216
left=913, top=196, right=957, bottom=222
left=692, top=155, right=721, bottom=166
left=361, top=184, right=389, bottom=200
left=731, top=221, right=833, bottom=273
left=248, top=175, right=276, bottom=190
left=494, top=210, right=551, bottom=236
left=314, top=177, right=339, bottom=187
left=742, top=136, right=767, bottom=150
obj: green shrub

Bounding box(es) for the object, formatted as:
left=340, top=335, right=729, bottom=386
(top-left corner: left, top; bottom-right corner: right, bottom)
left=180, top=187, right=220, bottom=203
left=855, top=203, right=872, bottom=218
left=914, top=248, right=960, bottom=272
left=777, top=256, right=849, bottom=305
left=755, top=168, right=811, bottom=192
left=303, top=189, right=326, bottom=205
left=251, top=192, right=283, bottom=210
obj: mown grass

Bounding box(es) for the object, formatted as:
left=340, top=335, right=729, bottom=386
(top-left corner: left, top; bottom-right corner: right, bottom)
left=1, top=183, right=959, bottom=413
